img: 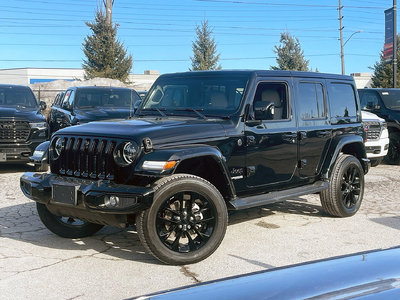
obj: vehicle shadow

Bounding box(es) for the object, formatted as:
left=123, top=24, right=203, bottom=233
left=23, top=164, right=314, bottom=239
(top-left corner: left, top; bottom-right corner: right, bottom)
left=0, top=202, right=161, bottom=265
left=0, top=163, right=34, bottom=174
left=1, top=198, right=326, bottom=265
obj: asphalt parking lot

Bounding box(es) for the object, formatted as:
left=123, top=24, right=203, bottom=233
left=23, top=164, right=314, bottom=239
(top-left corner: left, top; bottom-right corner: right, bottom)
left=1, top=163, right=400, bottom=299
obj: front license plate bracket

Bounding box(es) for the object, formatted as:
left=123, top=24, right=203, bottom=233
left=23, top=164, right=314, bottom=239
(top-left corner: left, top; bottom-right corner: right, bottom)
left=52, top=183, right=79, bottom=206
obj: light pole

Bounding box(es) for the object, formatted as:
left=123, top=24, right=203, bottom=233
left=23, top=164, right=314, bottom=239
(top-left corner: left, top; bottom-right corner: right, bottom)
left=340, top=30, right=363, bottom=75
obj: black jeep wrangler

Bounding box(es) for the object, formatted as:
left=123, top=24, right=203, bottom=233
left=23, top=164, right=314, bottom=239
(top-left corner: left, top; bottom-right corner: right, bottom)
left=21, top=71, right=368, bottom=265
left=0, top=84, right=48, bottom=167
left=48, top=86, right=141, bottom=134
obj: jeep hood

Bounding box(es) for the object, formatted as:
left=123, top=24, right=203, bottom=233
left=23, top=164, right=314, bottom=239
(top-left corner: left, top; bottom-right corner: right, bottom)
left=0, top=106, right=45, bottom=122
left=57, top=117, right=227, bottom=145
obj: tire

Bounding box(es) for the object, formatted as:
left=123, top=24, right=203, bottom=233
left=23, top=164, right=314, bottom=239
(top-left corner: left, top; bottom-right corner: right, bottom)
left=370, top=158, right=383, bottom=167
left=36, top=203, right=104, bottom=238
left=136, top=174, right=228, bottom=265
left=34, top=163, right=48, bottom=172
left=385, top=132, right=400, bottom=165
left=320, top=154, right=364, bottom=217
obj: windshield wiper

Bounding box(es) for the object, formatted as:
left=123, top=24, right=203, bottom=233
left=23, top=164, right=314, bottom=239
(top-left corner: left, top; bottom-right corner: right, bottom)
left=140, top=107, right=167, bottom=117
left=174, top=108, right=207, bottom=119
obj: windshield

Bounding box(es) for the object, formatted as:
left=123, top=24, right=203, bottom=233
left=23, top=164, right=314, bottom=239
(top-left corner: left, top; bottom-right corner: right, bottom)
left=380, top=90, right=400, bottom=110
left=140, top=74, right=249, bottom=116
left=75, top=89, right=141, bottom=109
left=0, top=86, right=37, bottom=108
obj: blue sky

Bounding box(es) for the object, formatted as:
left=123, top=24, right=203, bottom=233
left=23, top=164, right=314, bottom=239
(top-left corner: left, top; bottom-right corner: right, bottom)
left=0, top=0, right=395, bottom=76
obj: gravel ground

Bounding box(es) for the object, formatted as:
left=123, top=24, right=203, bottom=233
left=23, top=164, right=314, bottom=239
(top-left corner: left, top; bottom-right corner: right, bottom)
left=0, top=163, right=399, bottom=299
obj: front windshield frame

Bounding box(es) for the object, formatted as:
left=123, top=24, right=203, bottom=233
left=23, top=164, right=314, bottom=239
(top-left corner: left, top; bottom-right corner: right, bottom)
left=138, top=74, right=250, bottom=118
left=380, top=90, right=400, bottom=110
left=74, top=89, right=141, bottom=109
left=0, top=86, right=38, bottom=108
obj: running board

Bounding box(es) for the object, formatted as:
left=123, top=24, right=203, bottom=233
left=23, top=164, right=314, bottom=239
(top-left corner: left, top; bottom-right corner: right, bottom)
left=229, top=181, right=328, bottom=210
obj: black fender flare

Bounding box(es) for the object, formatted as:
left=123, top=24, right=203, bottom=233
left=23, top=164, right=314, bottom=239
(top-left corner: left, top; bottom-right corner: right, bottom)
left=30, top=141, right=50, bottom=166
left=134, top=145, right=236, bottom=198
left=321, top=135, right=368, bottom=179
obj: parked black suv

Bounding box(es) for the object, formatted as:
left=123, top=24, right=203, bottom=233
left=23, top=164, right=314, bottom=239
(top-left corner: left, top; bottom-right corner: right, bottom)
left=0, top=84, right=48, bottom=166
left=48, top=86, right=141, bottom=134
left=358, top=88, right=400, bottom=164
left=21, top=71, right=368, bottom=265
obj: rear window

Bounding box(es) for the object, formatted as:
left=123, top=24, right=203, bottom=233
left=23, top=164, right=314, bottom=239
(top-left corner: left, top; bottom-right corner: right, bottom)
left=0, top=86, right=37, bottom=108
left=328, top=83, right=358, bottom=123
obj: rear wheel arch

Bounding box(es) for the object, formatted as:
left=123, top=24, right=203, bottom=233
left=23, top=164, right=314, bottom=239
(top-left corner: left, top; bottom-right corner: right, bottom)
left=322, top=138, right=367, bottom=179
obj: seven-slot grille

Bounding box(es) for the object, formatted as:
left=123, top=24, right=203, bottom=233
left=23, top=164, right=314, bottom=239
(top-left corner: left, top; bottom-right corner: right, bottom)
left=363, top=121, right=382, bottom=140
left=0, top=120, right=30, bottom=143
left=51, top=136, right=117, bottom=180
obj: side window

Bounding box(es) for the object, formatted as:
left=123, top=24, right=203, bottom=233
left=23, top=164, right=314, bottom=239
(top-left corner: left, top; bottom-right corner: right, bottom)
left=253, top=82, right=289, bottom=121
left=360, top=92, right=379, bottom=110
left=298, top=82, right=326, bottom=119
left=328, top=83, right=357, bottom=121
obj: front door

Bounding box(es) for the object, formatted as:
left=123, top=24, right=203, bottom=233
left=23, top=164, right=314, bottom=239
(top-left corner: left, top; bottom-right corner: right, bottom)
left=295, top=79, right=332, bottom=179
left=245, top=79, right=298, bottom=190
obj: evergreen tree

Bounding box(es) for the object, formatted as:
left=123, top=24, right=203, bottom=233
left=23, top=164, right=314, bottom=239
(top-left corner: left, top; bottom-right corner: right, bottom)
left=271, top=32, right=309, bottom=71
left=190, top=20, right=221, bottom=71
left=82, top=10, right=132, bottom=83
left=371, top=35, right=400, bottom=88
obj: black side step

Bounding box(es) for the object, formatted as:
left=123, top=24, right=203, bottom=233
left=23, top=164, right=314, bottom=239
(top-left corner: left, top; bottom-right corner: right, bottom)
left=229, top=181, right=328, bottom=210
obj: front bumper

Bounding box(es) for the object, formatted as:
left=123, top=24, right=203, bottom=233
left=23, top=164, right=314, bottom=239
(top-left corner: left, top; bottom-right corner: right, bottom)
left=20, top=172, right=154, bottom=225
left=0, top=140, right=44, bottom=162
left=365, top=137, right=390, bottom=159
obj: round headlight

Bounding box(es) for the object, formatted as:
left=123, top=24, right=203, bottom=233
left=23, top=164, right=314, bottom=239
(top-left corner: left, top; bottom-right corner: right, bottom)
left=54, top=138, right=63, bottom=158
left=114, top=141, right=138, bottom=166
left=122, top=142, right=138, bottom=164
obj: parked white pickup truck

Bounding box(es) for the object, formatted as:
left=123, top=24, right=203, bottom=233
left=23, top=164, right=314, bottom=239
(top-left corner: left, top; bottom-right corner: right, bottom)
left=362, top=110, right=389, bottom=167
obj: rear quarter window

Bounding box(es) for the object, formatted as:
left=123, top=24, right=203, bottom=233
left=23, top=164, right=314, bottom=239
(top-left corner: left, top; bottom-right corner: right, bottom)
left=328, top=82, right=358, bottom=123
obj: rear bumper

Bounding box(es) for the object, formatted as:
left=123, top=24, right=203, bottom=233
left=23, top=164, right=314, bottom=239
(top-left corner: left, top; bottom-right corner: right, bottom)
left=20, top=172, right=154, bottom=215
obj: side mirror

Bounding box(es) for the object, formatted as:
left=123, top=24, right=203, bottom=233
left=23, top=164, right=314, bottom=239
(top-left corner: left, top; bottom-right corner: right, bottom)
left=254, top=101, right=274, bottom=120
left=40, top=101, right=47, bottom=110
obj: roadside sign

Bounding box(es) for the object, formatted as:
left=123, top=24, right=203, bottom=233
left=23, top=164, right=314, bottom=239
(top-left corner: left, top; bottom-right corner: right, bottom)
left=384, top=8, right=394, bottom=61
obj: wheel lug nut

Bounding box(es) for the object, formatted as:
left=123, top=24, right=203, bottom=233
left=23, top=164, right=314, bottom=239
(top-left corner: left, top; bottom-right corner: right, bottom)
left=178, top=225, right=182, bottom=229
left=188, top=225, right=191, bottom=229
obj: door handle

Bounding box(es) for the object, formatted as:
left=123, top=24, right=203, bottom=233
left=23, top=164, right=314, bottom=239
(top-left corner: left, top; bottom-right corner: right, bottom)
left=282, top=133, right=297, bottom=144
left=298, top=131, right=307, bottom=140
left=317, top=130, right=331, bottom=138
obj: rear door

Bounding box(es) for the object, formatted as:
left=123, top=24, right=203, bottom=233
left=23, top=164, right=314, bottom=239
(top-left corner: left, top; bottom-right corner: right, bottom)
left=295, top=79, right=332, bottom=179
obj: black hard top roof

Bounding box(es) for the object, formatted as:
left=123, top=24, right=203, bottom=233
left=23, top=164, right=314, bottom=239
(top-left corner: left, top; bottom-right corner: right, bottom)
left=159, top=70, right=354, bottom=81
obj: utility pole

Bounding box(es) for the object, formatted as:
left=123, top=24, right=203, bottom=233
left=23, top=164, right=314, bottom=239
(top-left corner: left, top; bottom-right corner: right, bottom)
left=338, top=0, right=345, bottom=75
left=394, top=0, right=397, bottom=88
left=104, top=0, right=113, bottom=25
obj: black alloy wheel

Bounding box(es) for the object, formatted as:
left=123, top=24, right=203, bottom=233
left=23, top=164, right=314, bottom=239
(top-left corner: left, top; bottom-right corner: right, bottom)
left=340, top=164, right=361, bottom=209
left=156, top=191, right=216, bottom=253
left=136, top=174, right=228, bottom=265
left=320, top=154, right=364, bottom=217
